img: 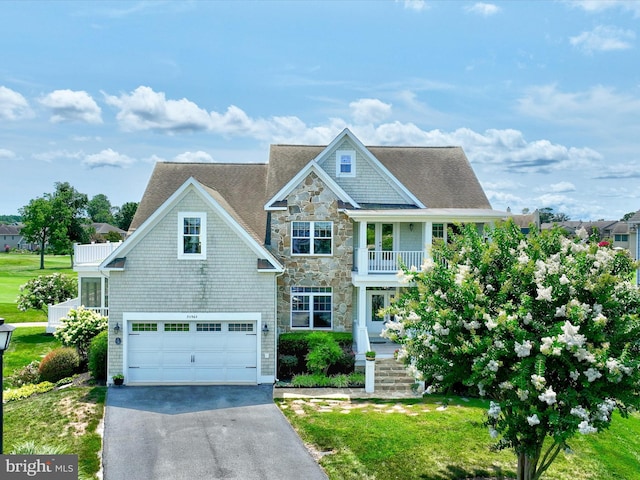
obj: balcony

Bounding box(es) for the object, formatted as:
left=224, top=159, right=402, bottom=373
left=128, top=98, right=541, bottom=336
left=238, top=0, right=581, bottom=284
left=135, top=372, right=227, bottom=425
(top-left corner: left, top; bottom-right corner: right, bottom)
left=74, top=241, right=122, bottom=267
left=355, top=249, right=425, bottom=274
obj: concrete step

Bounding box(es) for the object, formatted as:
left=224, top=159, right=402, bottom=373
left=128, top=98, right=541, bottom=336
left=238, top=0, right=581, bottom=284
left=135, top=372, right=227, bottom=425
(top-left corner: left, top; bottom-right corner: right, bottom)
left=373, top=358, right=420, bottom=393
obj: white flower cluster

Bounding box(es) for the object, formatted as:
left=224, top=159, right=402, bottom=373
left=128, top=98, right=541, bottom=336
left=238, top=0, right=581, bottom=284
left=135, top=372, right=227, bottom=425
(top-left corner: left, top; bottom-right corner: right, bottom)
left=488, top=401, right=501, bottom=419
left=527, top=414, right=540, bottom=426
left=514, top=340, right=533, bottom=357
left=531, top=374, right=546, bottom=390
left=538, top=387, right=557, bottom=405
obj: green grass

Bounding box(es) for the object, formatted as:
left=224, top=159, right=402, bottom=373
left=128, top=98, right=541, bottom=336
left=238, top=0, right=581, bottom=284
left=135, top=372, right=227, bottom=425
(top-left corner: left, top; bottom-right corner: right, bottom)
left=3, top=326, right=61, bottom=384
left=5, top=386, right=106, bottom=479
left=0, top=252, right=74, bottom=322
left=278, top=395, right=640, bottom=480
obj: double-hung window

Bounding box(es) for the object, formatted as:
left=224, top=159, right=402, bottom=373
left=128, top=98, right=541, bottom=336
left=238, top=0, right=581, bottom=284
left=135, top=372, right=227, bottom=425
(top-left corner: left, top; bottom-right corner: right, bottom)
left=292, top=221, right=332, bottom=255
left=291, top=287, right=332, bottom=329
left=336, top=150, right=356, bottom=177
left=178, top=212, right=207, bottom=259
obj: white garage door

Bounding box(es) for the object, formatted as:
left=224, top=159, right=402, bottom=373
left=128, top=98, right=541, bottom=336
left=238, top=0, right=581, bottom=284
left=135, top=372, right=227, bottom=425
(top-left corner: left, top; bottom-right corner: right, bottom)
left=127, top=320, right=257, bottom=384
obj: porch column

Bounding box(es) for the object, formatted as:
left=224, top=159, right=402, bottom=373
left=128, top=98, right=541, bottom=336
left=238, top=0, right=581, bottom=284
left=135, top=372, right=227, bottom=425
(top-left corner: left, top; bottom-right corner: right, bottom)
left=424, top=221, right=433, bottom=259
left=356, top=286, right=368, bottom=354
left=358, top=221, right=368, bottom=273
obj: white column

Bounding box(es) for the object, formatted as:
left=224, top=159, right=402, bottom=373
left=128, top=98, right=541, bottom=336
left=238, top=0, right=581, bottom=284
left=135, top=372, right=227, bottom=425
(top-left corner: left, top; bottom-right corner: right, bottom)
left=424, top=221, right=433, bottom=259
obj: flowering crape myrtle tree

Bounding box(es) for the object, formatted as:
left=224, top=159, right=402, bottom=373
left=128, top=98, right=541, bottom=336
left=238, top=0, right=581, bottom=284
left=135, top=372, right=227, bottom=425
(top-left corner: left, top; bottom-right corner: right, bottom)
left=383, top=221, right=640, bottom=480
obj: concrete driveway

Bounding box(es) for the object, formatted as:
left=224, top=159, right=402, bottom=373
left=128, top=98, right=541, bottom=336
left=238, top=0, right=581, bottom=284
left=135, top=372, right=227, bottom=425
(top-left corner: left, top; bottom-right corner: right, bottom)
left=103, top=385, right=328, bottom=480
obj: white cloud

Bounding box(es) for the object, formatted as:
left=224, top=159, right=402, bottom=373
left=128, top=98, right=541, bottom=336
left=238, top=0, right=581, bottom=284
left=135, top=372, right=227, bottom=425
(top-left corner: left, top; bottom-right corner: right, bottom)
left=33, top=150, right=84, bottom=162
left=517, top=84, right=640, bottom=133
left=349, top=98, right=392, bottom=124
left=0, top=86, right=33, bottom=120
left=570, top=25, right=635, bottom=54
left=544, top=181, right=577, bottom=193
left=593, top=162, right=640, bottom=179
left=104, top=86, right=212, bottom=132
left=173, top=151, right=215, bottom=163
left=399, top=0, right=428, bottom=12
left=83, top=149, right=134, bottom=169
left=0, top=148, right=16, bottom=159
left=39, top=89, right=102, bottom=124
left=465, top=3, right=501, bottom=16
left=568, top=0, right=640, bottom=17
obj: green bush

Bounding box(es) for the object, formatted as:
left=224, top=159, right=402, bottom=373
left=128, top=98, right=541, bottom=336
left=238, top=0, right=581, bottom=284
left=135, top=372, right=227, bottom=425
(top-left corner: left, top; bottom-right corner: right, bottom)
left=88, top=330, right=108, bottom=381
left=277, top=354, right=299, bottom=379
left=54, top=306, right=108, bottom=362
left=38, top=347, right=80, bottom=383
left=3, top=381, right=55, bottom=402
left=289, top=372, right=365, bottom=388
left=306, top=332, right=344, bottom=375
left=8, top=360, right=41, bottom=387
left=278, top=331, right=353, bottom=378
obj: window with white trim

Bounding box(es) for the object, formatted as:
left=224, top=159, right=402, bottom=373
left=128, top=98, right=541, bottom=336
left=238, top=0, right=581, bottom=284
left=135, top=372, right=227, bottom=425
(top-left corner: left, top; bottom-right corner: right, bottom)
left=291, top=287, right=332, bottom=329
left=614, top=234, right=629, bottom=242
left=292, top=221, right=332, bottom=255
left=178, top=212, right=207, bottom=259
left=336, top=150, right=356, bottom=177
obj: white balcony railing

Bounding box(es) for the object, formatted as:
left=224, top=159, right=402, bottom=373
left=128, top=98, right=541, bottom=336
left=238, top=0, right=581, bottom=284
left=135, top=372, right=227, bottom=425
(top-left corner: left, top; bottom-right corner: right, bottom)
left=356, top=249, right=425, bottom=274
left=47, top=298, right=108, bottom=333
left=74, top=241, right=122, bottom=266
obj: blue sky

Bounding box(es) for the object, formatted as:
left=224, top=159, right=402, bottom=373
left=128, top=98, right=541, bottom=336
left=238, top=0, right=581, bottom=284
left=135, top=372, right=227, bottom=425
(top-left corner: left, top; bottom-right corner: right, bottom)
left=1, top=0, right=639, bottom=220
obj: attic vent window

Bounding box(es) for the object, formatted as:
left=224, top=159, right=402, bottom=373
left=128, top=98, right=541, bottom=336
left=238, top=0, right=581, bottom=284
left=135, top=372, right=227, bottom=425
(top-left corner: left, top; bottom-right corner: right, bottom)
left=178, top=212, right=207, bottom=260
left=336, top=150, right=356, bottom=177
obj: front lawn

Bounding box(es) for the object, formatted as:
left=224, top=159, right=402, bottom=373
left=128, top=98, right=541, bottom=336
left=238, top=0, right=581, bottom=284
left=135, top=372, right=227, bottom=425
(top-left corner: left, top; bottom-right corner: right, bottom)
left=278, top=395, right=640, bottom=480
left=4, top=386, right=106, bottom=480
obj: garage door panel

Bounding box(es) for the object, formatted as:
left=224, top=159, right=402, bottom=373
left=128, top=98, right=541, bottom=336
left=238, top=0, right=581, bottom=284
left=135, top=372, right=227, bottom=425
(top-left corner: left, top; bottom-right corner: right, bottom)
left=127, top=319, right=258, bottom=384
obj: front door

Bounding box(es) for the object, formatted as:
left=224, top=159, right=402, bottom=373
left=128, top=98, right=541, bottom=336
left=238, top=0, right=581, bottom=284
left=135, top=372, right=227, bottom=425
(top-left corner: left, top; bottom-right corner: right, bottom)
left=366, top=289, right=396, bottom=336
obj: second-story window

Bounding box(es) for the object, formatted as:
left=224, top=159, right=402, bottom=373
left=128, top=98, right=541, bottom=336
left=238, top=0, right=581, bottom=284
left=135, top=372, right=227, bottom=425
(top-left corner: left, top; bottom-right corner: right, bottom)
left=178, top=212, right=207, bottom=259
left=292, top=221, right=333, bottom=255
left=336, top=150, right=356, bottom=177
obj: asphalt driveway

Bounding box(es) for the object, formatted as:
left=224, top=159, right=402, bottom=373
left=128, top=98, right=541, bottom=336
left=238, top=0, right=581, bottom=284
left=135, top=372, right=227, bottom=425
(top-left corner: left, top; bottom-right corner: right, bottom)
left=103, top=385, right=328, bottom=480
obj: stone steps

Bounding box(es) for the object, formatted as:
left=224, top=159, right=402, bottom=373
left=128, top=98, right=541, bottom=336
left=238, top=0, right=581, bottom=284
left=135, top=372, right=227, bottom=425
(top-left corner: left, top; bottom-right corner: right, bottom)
left=374, top=358, right=422, bottom=393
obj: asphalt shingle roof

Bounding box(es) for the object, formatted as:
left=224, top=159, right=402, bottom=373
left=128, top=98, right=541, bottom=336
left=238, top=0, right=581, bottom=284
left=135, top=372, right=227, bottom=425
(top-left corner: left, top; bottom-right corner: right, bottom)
left=129, top=143, right=492, bottom=241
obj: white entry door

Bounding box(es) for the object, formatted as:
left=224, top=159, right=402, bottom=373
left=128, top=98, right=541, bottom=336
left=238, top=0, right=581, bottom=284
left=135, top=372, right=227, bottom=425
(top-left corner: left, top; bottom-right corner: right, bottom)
left=366, top=290, right=396, bottom=336
left=126, top=319, right=257, bottom=384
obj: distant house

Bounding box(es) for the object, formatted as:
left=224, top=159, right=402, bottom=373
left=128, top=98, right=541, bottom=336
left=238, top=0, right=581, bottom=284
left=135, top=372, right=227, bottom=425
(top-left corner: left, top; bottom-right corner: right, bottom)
left=541, top=218, right=637, bottom=261
left=91, top=223, right=126, bottom=241
left=509, top=209, right=541, bottom=233
left=0, top=223, right=37, bottom=251
left=627, top=210, right=640, bottom=285
left=0, top=224, right=21, bottom=250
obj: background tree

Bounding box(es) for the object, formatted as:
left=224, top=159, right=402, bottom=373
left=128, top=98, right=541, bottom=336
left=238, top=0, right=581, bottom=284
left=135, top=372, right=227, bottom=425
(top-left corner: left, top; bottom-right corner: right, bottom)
left=621, top=211, right=637, bottom=221
left=385, top=221, right=640, bottom=480
left=113, top=201, right=138, bottom=231
left=538, top=207, right=570, bottom=224
left=19, top=195, right=70, bottom=269
left=53, top=182, right=89, bottom=266
left=87, top=194, right=115, bottom=224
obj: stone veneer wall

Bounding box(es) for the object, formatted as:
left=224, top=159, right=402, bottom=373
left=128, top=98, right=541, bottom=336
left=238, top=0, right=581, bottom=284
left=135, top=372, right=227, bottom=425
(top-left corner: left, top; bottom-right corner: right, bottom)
left=270, top=171, right=353, bottom=332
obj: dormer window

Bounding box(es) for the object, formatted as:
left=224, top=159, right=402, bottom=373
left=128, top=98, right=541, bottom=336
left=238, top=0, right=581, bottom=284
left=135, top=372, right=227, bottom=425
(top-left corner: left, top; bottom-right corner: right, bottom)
left=336, top=150, right=355, bottom=177
left=178, top=212, right=207, bottom=259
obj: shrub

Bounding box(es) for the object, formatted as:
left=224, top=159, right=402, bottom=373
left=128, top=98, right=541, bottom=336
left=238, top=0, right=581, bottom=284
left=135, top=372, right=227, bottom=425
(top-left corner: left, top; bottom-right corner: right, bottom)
left=305, top=332, right=344, bottom=376
left=17, top=273, right=77, bottom=312
left=88, top=330, right=108, bottom=381
left=278, top=331, right=354, bottom=378
left=38, top=347, right=80, bottom=383
left=277, top=354, right=299, bottom=379
left=3, top=381, right=55, bottom=402
left=54, top=306, right=107, bottom=362
left=8, top=360, right=41, bottom=387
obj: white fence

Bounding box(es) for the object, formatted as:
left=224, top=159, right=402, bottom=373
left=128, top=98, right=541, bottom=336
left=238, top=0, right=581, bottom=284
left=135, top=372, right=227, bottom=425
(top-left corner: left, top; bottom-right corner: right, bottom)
left=47, top=298, right=108, bottom=333
left=74, top=242, right=122, bottom=266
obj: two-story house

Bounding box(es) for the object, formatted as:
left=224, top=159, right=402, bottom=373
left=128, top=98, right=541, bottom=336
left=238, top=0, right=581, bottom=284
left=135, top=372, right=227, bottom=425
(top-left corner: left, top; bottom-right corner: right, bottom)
left=99, top=128, right=506, bottom=385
